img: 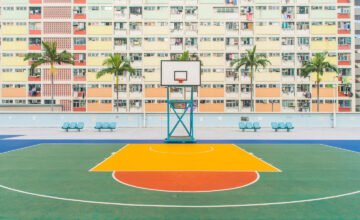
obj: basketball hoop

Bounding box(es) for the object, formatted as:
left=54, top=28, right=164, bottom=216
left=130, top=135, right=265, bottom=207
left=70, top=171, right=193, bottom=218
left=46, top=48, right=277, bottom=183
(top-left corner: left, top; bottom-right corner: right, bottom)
left=175, top=78, right=186, bottom=84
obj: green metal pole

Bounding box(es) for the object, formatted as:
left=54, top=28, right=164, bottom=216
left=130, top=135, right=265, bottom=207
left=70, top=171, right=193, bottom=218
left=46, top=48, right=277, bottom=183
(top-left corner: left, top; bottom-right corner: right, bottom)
left=167, top=87, right=170, bottom=141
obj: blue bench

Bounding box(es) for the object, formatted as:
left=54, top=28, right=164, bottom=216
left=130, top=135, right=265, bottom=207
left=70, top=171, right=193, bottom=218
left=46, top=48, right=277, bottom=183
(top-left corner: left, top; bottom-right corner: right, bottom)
left=94, top=122, right=116, bottom=132
left=239, top=122, right=261, bottom=132
left=62, top=122, right=84, bottom=132
left=271, top=122, right=294, bottom=132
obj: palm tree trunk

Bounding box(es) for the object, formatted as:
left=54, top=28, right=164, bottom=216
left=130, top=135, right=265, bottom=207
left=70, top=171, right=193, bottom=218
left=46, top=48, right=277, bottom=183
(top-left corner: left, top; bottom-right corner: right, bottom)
left=116, top=73, right=119, bottom=112
left=50, top=64, right=55, bottom=112
left=250, top=66, right=254, bottom=112
left=317, top=81, right=320, bottom=112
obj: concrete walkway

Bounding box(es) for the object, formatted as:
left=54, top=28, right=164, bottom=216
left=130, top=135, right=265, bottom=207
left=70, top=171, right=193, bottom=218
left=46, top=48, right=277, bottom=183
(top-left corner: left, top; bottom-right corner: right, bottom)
left=0, top=127, right=359, bottom=140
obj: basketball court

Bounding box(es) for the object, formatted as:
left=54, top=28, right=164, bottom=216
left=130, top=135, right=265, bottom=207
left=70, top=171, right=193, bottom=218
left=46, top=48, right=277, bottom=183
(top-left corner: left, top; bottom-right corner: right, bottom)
left=0, top=61, right=359, bottom=219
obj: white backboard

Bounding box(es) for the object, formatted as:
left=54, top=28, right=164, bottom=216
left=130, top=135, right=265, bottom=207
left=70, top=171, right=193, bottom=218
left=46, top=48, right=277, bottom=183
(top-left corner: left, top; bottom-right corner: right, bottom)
left=161, top=61, right=201, bottom=86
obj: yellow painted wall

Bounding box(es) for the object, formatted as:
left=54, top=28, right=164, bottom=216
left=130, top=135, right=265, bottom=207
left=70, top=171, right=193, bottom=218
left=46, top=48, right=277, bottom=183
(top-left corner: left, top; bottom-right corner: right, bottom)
left=202, top=72, right=225, bottom=82
left=87, top=41, right=113, bottom=51
left=144, top=88, right=167, bottom=98
left=325, top=56, right=337, bottom=65
left=87, top=103, right=113, bottom=112
left=268, top=56, right=281, bottom=66
left=2, top=41, right=28, bottom=51
left=87, top=26, right=113, bottom=35
left=1, top=57, right=27, bottom=66
left=311, top=72, right=337, bottom=82
left=255, top=88, right=281, bottom=97
left=255, top=103, right=281, bottom=112
left=1, top=26, right=28, bottom=35
left=255, top=73, right=281, bottom=82
left=1, top=88, right=27, bottom=97
left=144, top=72, right=161, bottom=82
left=143, top=57, right=163, bottom=66
left=198, top=26, right=225, bottom=35
left=0, top=72, right=27, bottom=82
left=87, top=57, right=106, bottom=66
left=87, top=88, right=113, bottom=97
left=143, top=41, right=169, bottom=51
left=87, top=72, right=113, bottom=82
left=143, top=26, right=169, bottom=35
left=256, top=41, right=281, bottom=51
left=198, top=42, right=225, bottom=51
left=311, top=25, right=337, bottom=35
left=255, top=25, right=281, bottom=35
left=202, top=57, right=225, bottom=66
left=310, top=41, right=337, bottom=51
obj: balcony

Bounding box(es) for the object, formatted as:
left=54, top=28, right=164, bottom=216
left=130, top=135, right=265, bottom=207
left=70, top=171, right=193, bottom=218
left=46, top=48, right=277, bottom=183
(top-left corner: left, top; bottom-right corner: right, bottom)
left=30, top=0, right=42, bottom=3
left=338, top=13, right=350, bottom=19
left=29, top=29, right=42, bottom=35
left=73, top=107, right=86, bottom=112
left=145, top=103, right=166, bottom=112
left=74, top=0, right=86, bottom=3
left=338, top=45, right=350, bottom=50
left=338, top=60, right=351, bottom=66
left=74, top=45, right=86, bottom=51
left=337, top=0, right=350, bottom=3
left=29, top=44, right=41, bottom=50
left=74, top=14, right=86, bottom=19
left=338, top=29, right=350, bottom=35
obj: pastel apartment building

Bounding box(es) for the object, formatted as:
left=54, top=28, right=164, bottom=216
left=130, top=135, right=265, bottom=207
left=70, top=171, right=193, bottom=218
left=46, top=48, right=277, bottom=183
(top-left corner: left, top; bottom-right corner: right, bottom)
left=0, top=0, right=356, bottom=113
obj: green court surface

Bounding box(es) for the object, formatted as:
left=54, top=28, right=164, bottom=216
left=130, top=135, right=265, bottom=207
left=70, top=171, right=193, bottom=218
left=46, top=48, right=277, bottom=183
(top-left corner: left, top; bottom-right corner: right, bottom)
left=0, top=143, right=359, bottom=219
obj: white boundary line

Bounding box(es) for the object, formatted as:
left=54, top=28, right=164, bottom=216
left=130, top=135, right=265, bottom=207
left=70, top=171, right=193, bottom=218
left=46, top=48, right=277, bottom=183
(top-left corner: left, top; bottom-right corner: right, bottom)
left=111, top=171, right=260, bottom=193
left=89, top=144, right=129, bottom=172
left=0, top=143, right=43, bottom=155
left=320, top=144, right=360, bottom=154
left=0, top=184, right=358, bottom=208
left=231, top=144, right=282, bottom=172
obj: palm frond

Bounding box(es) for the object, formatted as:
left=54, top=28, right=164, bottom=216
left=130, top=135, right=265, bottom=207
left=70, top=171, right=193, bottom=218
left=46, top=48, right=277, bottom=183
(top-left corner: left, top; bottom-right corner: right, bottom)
left=96, top=68, right=114, bottom=79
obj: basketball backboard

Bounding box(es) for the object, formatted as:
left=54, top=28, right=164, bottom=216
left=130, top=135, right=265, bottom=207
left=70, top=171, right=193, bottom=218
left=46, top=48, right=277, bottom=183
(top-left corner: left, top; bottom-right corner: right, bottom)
left=161, top=61, right=201, bottom=86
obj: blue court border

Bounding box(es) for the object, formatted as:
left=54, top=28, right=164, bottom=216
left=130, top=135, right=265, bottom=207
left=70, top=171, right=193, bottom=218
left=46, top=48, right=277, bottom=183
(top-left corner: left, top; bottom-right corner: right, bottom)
left=0, top=139, right=359, bottom=154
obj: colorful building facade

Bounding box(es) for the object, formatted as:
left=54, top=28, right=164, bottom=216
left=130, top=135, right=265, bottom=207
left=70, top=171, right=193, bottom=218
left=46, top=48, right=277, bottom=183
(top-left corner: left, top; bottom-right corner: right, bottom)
left=0, top=0, right=356, bottom=113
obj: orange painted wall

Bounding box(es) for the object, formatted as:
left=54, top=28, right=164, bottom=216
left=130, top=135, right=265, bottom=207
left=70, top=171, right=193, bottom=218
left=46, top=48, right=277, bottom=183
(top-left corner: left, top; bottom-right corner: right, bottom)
left=199, top=103, right=224, bottom=112
left=311, top=103, right=335, bottom=112
left=255, top=88, right=281, bottom=97
left=87, top=88, right=112, bottom=97
left=145, top=103, right=167, bottom=112
left=87, top=103, right=113, bottom=112
left=144, top=88, right=167, bottom=98
left=1, top=88, right=27, bottom=97
left=255, top=103, right=281, bottom=112
left=199, top=88, right=224, bottom=98
left=311, top=88, right=335, bottom=98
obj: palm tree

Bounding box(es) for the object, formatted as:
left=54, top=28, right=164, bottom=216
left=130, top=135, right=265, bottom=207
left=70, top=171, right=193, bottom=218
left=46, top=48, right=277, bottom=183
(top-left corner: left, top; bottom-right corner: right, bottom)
left=97, top=54, right=134, bottom=112
left=231, top=46, right=271, bottom=112
left=176, top=51, right=202, bottom=65
left=24, top=41, right=74, bottom=111
left=301, top=52, right=338, bottom=112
